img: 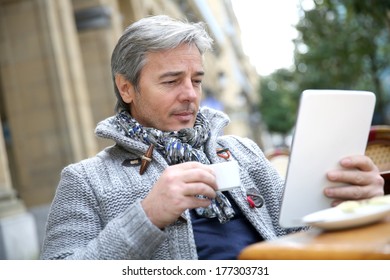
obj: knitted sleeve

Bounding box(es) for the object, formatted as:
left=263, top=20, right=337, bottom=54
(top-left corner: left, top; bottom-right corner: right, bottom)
left=40, top=164, right=167, bottom=260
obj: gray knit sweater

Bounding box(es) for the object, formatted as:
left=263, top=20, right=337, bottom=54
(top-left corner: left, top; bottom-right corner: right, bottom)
left=40, top=107, right=299, bottom=260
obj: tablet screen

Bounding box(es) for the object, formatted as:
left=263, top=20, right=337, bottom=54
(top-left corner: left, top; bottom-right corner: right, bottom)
left=279, top=89, right=376, bottom=228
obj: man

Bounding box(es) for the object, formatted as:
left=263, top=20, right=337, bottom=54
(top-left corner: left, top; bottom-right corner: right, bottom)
left=41, top=15, right=384, bottom=260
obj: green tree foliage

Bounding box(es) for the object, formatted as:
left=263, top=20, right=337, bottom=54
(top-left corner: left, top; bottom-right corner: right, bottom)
left=258, top=0, right=390, bottom=137
left=259, top=69, right=299, bottom=139
left=293, top=0, right=390, bottom=123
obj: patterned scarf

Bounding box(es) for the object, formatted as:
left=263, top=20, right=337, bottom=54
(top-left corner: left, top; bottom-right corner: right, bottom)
left=114, top=110, right=235, bottom=223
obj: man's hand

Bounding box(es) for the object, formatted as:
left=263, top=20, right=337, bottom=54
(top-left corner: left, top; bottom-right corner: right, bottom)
left=324, top=155, right=384, bottom=206
left=141, top=162, right=217, bottom=229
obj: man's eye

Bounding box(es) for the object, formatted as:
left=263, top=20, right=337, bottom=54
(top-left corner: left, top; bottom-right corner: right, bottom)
left=193, top=80, right=202, bottom=85
left=163, top=80, right=176, bottom=84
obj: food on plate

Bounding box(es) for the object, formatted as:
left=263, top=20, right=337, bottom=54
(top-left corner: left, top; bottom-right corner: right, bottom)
left=337, top=195, right=390, bottom=213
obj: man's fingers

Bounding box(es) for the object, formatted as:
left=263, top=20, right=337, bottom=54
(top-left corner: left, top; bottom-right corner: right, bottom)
left=339, top=155, right=378, bottom=172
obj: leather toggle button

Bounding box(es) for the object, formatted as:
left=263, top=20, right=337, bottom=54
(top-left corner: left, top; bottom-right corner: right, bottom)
left=246, top=188, right=264, bottom=208
left=140, top=144, right=154, bottom=175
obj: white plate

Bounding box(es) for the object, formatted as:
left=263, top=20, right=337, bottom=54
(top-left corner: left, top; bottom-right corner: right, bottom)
left=302, top=200, right=390, bottom=230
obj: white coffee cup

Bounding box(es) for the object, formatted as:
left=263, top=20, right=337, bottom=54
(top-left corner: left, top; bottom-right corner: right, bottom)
left=209, top=161, right=241, bottom=191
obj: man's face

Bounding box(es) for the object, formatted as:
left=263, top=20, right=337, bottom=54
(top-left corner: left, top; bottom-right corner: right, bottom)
left=127, top=44, right=204, bottom=132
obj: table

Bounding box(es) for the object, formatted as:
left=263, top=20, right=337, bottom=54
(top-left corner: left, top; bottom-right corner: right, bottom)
left=239, top=215, right=390, bottom=260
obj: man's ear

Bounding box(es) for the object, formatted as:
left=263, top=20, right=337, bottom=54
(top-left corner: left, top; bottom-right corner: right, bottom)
left=115, top=74, right=135, bottom=104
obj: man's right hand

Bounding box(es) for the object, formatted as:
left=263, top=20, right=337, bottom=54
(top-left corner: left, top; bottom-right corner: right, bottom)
left=141, top=162, right=218, bottom=229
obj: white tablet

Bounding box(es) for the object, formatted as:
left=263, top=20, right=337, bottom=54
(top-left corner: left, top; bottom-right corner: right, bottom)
left=279, top=89, right=376, bottom=228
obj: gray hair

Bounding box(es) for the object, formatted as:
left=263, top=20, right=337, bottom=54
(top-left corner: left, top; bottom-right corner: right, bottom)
left=111, top=15, right=214, bottom=112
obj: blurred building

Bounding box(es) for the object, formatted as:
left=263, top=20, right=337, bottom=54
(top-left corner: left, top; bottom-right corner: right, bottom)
left=0, top=0, right=260, bottom=259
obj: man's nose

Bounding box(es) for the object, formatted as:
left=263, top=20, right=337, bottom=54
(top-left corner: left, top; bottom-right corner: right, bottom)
left=180, top=79, right=198, bottom=101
